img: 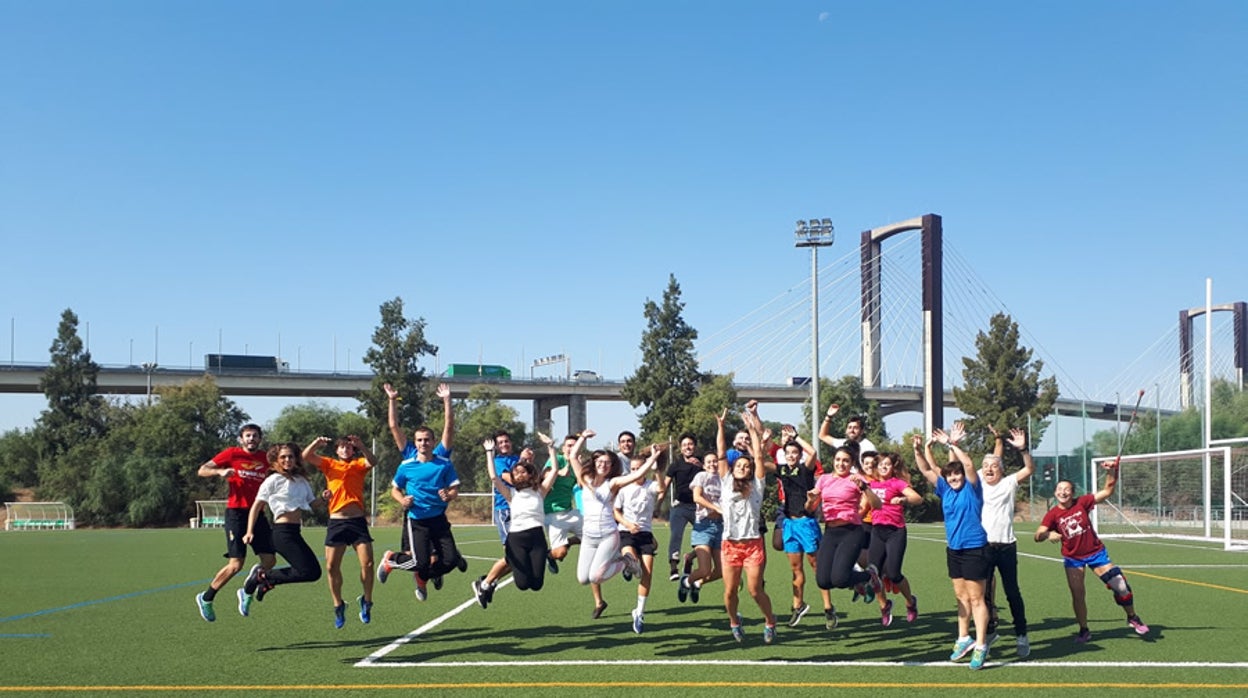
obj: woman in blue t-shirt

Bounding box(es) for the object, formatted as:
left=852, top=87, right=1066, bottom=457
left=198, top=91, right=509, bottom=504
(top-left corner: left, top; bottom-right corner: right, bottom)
left=914, top=423, right=992, bottom=671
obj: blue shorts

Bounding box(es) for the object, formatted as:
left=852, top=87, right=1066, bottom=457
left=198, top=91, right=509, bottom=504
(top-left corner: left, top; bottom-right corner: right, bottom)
left=782, top=516, right=821, bottom=554
left=493, top=507, right=511, bottom=544
left=1064, top=547, right=1112, bottom=569
left=690, top=518, right=723, bottom=548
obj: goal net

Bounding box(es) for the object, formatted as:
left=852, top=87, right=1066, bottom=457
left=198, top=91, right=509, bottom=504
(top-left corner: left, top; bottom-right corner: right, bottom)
left=4, top=502, right=75, bottom=530
left=1090, top=446, right=1248, bottom=551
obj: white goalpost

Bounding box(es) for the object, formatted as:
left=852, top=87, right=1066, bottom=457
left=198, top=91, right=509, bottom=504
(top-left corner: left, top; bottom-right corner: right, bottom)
left=1090, top=445, right=1247, bottom=551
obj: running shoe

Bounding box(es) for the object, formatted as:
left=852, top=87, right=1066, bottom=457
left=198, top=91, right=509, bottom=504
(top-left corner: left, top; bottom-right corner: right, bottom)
left=631, top=609, right=644, bottom=635
left=969, top=645, right=987, bottom=670
left=824, top=607, right=838, bottom=630
left=622, top=553, right=641, bottom=581
left=1075, top=627, right=1092, bottom=644
left=358, top=596, right=372, bottom=624
left=334, top=602, right=347, bottom=629
left=547, top=557, right=559, bottom=575
left=851, top=585, right=863, bottom=603
left=1016, top=633, right=1030, bottom=658
left=763, top=624, right=776, bottom=645
left=788, top=602, right=810, bottom=628
left=1128, top=615, right=1150, bottom=635
left=677, top=575, right=690, bottom=603
left=731, top=624, right=745, bottom=643
left=985, top=630, right=1000, bottom=651
left=255, top=576, right=274, bottom=602
left=377, top=550, right=394, bottom=584
left=471, top=577, right=490, bottom=610
left=689, top=581, right=701, bottom=604
left=880, top=599, right=893, bottom=627
left=905, top=595, right=918, bottom=623
left=195, top=592, right=216, bottom=622
left=950, top=635, right=975, bottom=661
left=592, top=601, right=608, bottom=619
left=432, top=574, right=444, bottom=591
left=455, top=555, right=469, bottom=573
left=236, top=588, right=252, bottom=617
left=864, top=565, right=881, bottom=603
left=413, top=573, right=428, bottom=601
left=669, top=555, right=680, bottom=582
left=243, top=563, right=264, bottom=596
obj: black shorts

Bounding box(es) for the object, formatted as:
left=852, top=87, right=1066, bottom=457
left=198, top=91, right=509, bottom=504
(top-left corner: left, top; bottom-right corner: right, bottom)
left=325, top=517, right=373, bottom=548
left=946, top=545, right=992, bottom=581
left=224, top=508, right=275, bottom=559
left=619, top=530, right=658, bottom=556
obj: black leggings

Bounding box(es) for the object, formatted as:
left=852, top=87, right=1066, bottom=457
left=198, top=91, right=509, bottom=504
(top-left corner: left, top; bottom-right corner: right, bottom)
left=815, top=524, right=870, bottom=590
left=986, top=542, right=1029, bottom=634
left=505, top=527, right=550, bottom=591
left=394, top=513, right=461, bottom=578
left=268, top=523, right=322, bottom=586
left=868, top=524, right=908, bottom=584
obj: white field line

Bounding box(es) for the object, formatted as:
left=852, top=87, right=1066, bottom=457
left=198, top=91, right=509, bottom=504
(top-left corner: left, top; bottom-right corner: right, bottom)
left=358, top=658, right=1248, bottom=670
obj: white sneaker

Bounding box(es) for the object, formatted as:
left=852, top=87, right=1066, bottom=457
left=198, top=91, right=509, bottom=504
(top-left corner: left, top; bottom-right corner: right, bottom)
left=631, top=609, right=644, bottom=634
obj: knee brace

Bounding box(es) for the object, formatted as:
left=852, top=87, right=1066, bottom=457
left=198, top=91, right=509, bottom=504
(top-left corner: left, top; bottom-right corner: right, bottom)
left=1098, top=566, right=1133, bottom=606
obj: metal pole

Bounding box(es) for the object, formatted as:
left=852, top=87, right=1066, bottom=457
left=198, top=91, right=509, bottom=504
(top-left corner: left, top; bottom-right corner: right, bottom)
left=1156, top=382, right=1161, bottom=517
left=1204, top=278, right=1213, bottom=538
left=810, top=245, right=820, bottom=450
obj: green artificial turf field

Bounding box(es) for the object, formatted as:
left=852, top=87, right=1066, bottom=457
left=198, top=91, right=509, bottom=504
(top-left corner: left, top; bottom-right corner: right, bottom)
left=1, top=523, right=1245, bottom=696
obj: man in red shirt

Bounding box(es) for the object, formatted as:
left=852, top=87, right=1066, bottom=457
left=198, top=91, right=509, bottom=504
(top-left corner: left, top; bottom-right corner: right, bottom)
left=1035, top=463, right=1149, bottom=643
left=194, top=423, right=275, bottom=622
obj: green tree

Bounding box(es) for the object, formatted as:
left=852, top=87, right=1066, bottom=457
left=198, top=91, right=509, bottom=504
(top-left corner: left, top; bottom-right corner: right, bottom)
left=952, top=312, right=1058, bottom=463
left=358, top=297, right=439, bottom=483
left=35, top=309, right=107, bottom=460
left=0, top=428, right=40, bottom=489
left=268, top=401, right=372, bottom=447
left=679, top=373, right=743, bottom=451
left=806, top=375, right=887, bottom=461
left=622, top=275, right=705, bottom=443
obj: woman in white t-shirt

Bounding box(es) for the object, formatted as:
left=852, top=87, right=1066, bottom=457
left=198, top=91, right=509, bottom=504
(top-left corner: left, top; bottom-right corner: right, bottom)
left=571, top=429, right=655, bottom=619
left=715, top=405, right=778, bottom=644
left=482, top=437, right=559, bottom=595
left=613, top=444, right=668, bottom=634
left=240, top=443, right=321, bottom=611
left=678, top=451, right=724, bottom=605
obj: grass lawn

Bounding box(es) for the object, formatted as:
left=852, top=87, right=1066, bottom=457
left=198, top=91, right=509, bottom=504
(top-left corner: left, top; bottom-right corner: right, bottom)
left=1, top=522, right=1245, bottom=696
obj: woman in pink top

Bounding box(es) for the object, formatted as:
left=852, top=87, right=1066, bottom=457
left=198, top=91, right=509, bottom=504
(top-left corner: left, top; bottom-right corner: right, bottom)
left=867, top=448, right=923, bottom=626
left=805, top=446, right=883, bottom=629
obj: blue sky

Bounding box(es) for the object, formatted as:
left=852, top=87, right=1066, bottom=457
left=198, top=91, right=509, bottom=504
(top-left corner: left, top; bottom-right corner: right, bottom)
left=2, top=1, right=1245, bottom=453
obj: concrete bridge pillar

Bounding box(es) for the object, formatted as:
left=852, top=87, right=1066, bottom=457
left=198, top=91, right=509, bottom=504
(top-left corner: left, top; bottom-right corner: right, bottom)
left=532, top=395, right=588, bottom=438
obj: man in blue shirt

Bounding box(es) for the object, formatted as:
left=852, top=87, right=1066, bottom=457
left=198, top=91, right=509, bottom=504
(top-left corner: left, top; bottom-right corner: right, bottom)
left=376, top=382, right=468, bottom=601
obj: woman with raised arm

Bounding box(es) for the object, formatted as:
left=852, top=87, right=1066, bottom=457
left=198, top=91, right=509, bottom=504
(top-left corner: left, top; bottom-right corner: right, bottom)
left=914, top=422, right=992, bottom=670
left=481, top=436, right=559, bottom=596
left=572, top=429, right=655, bottom=619
left=806, top=444, right=883, bottom=631
left=867, top=448, right=923, bottom=626
left=1034, top=461, right=1149, bottom=643
left=614, top=443, right=669, bottom=634
left=717, top=405, right=779, bottom=644
left=679, top=448, right=724, bottom=606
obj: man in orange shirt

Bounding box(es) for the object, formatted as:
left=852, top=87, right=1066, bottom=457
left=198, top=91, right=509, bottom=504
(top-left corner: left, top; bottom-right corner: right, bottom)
left=303, top=434, right=378, bottom=628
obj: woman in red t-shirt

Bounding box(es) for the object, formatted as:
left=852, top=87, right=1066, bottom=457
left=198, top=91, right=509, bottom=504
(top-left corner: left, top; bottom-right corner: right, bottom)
left=1034, top=462, right=1149, bottom=643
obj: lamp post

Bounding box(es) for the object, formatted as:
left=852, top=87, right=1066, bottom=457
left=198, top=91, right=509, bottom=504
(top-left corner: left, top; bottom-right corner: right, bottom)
left=141, top=362, right=158, bottom=405
left=795, top=218, right=834, bottom=450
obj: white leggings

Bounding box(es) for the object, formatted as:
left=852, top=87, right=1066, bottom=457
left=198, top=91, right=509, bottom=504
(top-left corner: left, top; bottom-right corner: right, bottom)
left=577, top=532, right=626, bottom=585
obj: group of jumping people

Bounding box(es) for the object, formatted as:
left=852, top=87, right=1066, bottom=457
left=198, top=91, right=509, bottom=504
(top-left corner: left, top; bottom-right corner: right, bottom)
left=191, top=388, right=1147, bottom=667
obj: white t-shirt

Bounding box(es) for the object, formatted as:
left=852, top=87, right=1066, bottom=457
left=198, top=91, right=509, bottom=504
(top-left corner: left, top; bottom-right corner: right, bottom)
left=256, top=474, right=316, bottom=520
left=981, top=473, right=1020, bottom=544
left=615, top=479, right=660, bottom=532
left=720, top=476, right=765, bottom=541
left=691, top=470, right=722, bottom=522
left=580, top=480, right=618, bottom=539
left=509, top=487, right=546, bottom=533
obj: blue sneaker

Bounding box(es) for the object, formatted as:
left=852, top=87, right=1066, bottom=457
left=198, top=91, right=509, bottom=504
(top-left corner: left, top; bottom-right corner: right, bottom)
left=969, top=645, right=988, bottom=670
left=731, top=624, right=745, bottom=643
left=334, top=602, right=347, bottom=629
left=195, top=592, right=215, bottom=622
left=236, top=588, right=252, bottom=617
left=763, top=624, right=776, bottom=645
left=950, top=635, right=975, bottom=661
left=357, top=596, right=372, bottom=624
left=377, top=550, right=394, bottom=584
left=631, top=609, right=644, bottom=634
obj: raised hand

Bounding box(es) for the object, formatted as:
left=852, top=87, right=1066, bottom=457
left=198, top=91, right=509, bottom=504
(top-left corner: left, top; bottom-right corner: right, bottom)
left=716, top=408, right=727, bottom=425
left=1007, top=428, right=1027, bottom=450
left=581, top=428, right=596, bottom=440
left=825, top=403, right=840, bottom=418
left=911, top=433, right=923, bottom=449
left=949, top=421, right=966, bottom=445
left=932, top=428, right=949, bottom=445
left=536, top=432, right=554, bottom=447
left=383, top=383, right=399, bottom=400
left=987, top=424, right=1000, bottom=439
left=436, top=383, right=451, bottom=400
left=483, top=438, right=495, bottom=452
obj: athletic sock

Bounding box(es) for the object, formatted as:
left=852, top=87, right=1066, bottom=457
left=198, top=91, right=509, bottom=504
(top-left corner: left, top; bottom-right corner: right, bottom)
left=203, top=587, right=218, bottom=602
left=636, top=595, right=648, bottom=613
